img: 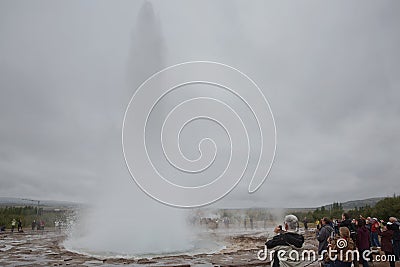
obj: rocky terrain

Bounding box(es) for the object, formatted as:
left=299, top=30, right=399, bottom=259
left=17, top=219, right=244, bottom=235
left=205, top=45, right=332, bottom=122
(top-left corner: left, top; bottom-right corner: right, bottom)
left=0, top=228, right=322, bottom=267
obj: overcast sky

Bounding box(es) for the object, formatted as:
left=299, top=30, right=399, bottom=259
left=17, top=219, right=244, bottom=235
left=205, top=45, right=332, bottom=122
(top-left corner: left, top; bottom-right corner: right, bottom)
left=1, top=0, right=399, bottom=208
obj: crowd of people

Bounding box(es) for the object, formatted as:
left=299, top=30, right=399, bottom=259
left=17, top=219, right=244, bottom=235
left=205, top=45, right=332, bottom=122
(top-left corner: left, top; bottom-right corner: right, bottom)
left=266, top=213, right=400, bottom=267
left=0, top=218, right=67, bottom=234
left=31, top=219, right=46, bottom=230
left=0, top=219, right=46, bottom=233
left=316, top=213, right=399, bottom=267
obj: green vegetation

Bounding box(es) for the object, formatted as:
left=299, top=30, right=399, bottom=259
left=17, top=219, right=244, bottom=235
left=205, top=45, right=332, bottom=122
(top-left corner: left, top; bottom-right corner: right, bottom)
left=0, top=206, right=68, bottom=229
left=292, top=195, right=400, bottom=223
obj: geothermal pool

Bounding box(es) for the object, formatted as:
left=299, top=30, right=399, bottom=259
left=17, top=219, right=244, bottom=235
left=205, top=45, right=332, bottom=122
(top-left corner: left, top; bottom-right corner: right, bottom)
left=63, top=230, right=226, bottom=259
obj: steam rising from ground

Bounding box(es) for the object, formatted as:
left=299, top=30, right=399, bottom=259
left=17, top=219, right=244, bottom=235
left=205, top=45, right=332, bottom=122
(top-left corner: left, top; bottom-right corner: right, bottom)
left=64, top=197, right=193, bottom=256
left=64, top=2, right=196, bottom=255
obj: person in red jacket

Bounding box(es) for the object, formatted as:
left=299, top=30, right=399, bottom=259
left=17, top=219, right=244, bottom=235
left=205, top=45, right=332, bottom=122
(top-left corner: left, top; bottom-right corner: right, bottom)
left=370, top=218, right=381, bottom=247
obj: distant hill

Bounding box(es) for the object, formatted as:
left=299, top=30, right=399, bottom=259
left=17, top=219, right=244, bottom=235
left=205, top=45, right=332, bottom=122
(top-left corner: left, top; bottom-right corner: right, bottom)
left=286, top=197, right=386, bottom=213
left=0, top=197, right=79, bottom=209
left=329, top=197, right=385, bottom=210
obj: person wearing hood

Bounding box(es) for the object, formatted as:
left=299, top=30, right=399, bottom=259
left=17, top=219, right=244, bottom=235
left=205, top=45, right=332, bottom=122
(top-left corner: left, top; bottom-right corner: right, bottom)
left=387, top=217, right=400, bottom=261
left=379, top=222, right=395, bottom=267
left=356, top=219, right=370, bottom=267
left=266, top=214, right=304, bottom=267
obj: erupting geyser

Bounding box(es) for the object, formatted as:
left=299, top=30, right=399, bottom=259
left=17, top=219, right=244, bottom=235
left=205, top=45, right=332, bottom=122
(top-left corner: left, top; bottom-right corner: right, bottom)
left=64, top=2, right=198, bottom=256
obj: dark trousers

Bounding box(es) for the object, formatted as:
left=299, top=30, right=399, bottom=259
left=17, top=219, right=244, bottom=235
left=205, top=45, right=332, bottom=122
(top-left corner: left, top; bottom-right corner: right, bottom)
left=384, top=251, right=395, bottom=267
left=358, top=249, right=369, bottom=267
left=393, top=240, right=400, bottom=261
left=332, top=260, right=352, bottom=267
left=371, top=232, right=380, bottom=247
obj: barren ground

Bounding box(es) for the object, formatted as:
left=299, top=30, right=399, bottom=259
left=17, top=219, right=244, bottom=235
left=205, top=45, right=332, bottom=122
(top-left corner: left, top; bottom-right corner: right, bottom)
left=0, top=228, right=322, bottom=267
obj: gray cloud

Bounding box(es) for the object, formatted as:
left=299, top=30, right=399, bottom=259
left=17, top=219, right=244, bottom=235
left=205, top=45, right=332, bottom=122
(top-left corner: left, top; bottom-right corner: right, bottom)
left=0, top=0, right=399, bottom=208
